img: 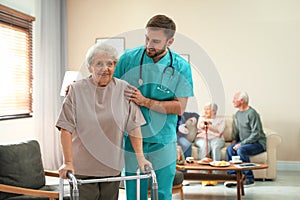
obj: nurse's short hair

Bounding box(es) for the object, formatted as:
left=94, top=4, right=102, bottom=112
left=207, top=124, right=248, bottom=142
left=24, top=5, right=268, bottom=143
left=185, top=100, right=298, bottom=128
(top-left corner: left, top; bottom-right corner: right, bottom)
left=84, top=43, right=119, bottom=68
left=146, top=14, right=176, bottom=39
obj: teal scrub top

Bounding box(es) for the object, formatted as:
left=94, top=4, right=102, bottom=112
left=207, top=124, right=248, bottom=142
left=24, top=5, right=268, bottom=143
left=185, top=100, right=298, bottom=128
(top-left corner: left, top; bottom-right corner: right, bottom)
left=114, top=46, right=194, bottom=144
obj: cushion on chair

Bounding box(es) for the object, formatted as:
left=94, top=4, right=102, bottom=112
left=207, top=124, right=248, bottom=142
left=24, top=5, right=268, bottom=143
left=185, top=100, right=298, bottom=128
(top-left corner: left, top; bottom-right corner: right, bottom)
left=173, top=171, right=184, bottom=186
left=0, top=140, right=46, bottom=199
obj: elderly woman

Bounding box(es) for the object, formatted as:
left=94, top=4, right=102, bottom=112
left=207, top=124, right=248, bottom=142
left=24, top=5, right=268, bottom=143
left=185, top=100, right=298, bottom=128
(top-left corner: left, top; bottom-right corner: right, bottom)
left=195, top=103, right=225, bottom=186
left=195, top=103, right=225, bottom=161
left=56, top=43, right=151, bottom=200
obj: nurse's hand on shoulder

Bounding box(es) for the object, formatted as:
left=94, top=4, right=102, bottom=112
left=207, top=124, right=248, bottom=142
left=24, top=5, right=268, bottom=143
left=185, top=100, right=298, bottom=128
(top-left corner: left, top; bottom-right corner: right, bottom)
left=125, top=84, right=147, bottom=106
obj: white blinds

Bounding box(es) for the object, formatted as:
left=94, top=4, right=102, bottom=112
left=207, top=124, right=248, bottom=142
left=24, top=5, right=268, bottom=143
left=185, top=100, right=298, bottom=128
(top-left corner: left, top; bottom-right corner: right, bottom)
left=0, top=5, right=35, bottom=119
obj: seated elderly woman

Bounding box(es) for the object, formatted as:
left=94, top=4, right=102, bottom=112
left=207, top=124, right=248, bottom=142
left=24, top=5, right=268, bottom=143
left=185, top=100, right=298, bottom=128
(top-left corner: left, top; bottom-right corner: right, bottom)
left=194, top=102, right=225, bottom=186
left=195, top=102, right=225, bottom=161
left=56, top=43, right=151, bottom=200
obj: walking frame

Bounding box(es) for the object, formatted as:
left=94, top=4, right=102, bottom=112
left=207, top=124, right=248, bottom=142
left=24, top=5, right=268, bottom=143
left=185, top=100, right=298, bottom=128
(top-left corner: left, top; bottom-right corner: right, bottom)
left=58, top=165, right=158, bottom=200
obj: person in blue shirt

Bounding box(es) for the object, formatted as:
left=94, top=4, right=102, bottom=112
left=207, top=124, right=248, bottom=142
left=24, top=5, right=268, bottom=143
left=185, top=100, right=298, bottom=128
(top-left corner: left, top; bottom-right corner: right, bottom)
left=114, top=14, right=194, bottom=200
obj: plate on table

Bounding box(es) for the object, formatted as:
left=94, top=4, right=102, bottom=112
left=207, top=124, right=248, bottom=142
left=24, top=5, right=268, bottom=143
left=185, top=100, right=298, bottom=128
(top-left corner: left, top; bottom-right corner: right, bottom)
left=209, top=161, right=230, bottom=167
left=229, top=160, right=243, bottom=164
left=197, top=160, right=211, bottom=165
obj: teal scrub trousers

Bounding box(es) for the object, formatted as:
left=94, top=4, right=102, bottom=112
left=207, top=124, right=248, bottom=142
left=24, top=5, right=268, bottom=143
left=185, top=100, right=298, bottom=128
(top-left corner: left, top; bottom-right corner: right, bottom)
left=124, top=137, right=177, bottom=200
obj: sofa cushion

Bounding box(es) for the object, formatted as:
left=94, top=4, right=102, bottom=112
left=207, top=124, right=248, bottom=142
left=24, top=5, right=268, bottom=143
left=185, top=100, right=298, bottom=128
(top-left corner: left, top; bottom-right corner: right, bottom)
left=0, top=140, right=45, bottom=199
left=177, top=112, right=200, bottom=143
left=250, top=152, right=268, bottom=163
left=223, top=116, right=233, bottom=142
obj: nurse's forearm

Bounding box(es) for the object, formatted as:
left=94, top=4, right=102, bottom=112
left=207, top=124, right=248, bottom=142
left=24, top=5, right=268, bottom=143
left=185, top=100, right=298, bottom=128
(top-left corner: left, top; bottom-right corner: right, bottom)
left=141, top=97, right=187, bottom=115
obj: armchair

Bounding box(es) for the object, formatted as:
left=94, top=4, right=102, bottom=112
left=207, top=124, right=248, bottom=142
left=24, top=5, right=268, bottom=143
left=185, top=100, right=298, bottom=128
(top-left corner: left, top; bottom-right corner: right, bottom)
left=0, top=140, right=69, bottom=200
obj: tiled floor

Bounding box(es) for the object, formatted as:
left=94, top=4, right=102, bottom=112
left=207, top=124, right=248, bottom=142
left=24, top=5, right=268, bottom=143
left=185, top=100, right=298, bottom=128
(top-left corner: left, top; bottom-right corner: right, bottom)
left=118, top=171, right=300, bottom=200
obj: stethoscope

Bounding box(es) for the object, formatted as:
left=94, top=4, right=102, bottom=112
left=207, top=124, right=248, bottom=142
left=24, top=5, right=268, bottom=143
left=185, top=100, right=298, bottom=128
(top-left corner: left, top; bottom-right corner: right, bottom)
left=138, top=48, right=175, bottom=93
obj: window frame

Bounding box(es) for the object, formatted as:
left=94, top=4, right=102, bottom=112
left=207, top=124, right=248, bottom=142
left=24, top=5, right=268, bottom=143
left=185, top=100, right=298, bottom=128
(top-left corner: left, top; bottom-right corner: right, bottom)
left=0, top=4, right=35, bottom=120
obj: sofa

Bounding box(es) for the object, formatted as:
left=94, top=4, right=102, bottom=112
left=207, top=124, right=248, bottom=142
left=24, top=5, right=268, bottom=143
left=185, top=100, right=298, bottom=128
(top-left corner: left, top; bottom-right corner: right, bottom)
left=190, top=116, right=282, bottom=180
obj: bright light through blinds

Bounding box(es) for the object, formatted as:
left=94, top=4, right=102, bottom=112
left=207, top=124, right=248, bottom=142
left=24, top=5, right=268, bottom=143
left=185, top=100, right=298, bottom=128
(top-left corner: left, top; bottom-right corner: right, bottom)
left=0, top=24, right=32, bottom=116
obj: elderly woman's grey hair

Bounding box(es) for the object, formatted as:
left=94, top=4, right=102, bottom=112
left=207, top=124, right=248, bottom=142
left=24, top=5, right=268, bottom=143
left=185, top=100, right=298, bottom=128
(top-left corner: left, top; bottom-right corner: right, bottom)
left=205, top=102, right=218, bottom=114
left=237, top=91, right=249, bottom=104
left=84, top=43, right=119, bottom=68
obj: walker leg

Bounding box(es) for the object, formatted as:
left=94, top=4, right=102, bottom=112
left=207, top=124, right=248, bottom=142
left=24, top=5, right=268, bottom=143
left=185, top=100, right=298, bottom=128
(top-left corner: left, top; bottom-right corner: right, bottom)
left=136, top=168, right=140, bottom=200
left=59, top=178, right=64, bottom=200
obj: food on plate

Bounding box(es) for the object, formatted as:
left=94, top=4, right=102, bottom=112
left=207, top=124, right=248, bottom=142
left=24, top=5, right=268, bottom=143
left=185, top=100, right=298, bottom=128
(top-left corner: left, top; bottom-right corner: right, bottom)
left=200, top=157, right=213, bottom=163
left=211, top=160, right=228, bottom=166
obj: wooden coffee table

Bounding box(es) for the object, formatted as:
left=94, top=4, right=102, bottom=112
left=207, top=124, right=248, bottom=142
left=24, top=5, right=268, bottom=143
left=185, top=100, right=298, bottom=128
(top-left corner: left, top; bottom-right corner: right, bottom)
left=176, top=162, right=268, bottom=200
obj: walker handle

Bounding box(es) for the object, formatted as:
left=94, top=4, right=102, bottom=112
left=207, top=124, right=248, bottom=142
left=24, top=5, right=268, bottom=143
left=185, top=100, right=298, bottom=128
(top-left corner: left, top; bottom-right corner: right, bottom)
left=144, top=165, right=152, bottom=174
left=66, top=171, right=79, bottom=200
left=143, top=165, right=158, bottom=200
left=66, top=171, right=73, bottom=179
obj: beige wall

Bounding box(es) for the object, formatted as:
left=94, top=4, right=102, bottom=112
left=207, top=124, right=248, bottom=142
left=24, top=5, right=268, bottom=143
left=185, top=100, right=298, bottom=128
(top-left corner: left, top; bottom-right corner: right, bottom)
left=66, top=0, right=300, bottom=162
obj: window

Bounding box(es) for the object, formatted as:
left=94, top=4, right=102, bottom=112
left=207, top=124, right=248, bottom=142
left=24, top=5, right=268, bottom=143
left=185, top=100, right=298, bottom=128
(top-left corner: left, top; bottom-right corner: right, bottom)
left=0, top=5, right=35, bottom=120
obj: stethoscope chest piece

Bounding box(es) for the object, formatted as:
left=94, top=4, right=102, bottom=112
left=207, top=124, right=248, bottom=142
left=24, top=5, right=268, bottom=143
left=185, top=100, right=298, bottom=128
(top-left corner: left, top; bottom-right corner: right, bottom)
left=138, top=78, right=143, bottom=86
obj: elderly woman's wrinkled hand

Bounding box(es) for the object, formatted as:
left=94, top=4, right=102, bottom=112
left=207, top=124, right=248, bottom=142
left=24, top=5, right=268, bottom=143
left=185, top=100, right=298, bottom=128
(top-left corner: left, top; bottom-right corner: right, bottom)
left=59, top=162, right=74, bottom=179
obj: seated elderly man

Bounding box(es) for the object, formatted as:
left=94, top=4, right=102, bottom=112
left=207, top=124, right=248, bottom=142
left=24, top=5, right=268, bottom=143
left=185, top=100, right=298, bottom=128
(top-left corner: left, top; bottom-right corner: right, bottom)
left=225, top=91, right=266, bottom=188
